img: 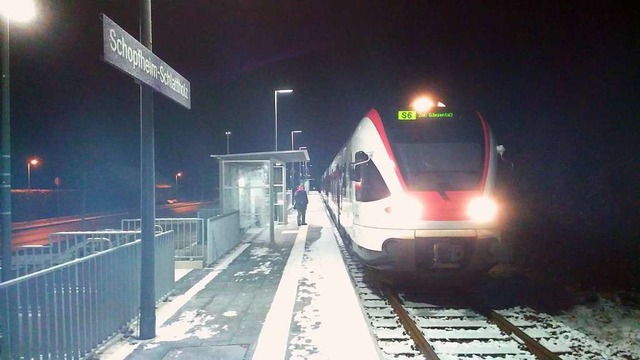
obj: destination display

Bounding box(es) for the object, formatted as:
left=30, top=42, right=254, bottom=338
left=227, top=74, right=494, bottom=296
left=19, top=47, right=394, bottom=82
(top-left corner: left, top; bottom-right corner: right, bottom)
left=398, top=110, right=454, bottom=120
left=101, top=14, right=191, bottom=109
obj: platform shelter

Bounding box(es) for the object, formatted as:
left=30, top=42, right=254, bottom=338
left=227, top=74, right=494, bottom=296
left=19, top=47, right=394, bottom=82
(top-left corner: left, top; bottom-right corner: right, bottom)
left=210, top=150, right=309, bottom=243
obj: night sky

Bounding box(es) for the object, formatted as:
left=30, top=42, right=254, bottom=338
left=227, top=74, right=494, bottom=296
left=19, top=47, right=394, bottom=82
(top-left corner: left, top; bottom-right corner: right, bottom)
left=5, top=1, right=638, bottom=214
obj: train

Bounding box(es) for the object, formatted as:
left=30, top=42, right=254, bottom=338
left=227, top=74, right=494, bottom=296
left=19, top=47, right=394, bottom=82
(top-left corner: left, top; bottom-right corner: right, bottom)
left=321, top=97, right=511, bottom=277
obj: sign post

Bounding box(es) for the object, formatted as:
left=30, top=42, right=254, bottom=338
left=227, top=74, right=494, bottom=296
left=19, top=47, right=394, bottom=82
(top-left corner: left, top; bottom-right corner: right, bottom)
left=101, top=2, right=190, bottom=339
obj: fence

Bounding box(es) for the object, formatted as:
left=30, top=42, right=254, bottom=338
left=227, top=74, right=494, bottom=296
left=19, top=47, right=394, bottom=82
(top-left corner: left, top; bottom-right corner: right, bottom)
left=12, top=230, right=141, bottom=278
left=11, top=212, right=244, bottom=278
left=121, top=213, right=243, bottom=266
left=121, top=218, right=205, bottom=261
left=0, top=230, right=175, bottom=359
left=1, top=207, right=246, bottom=359
left=206, top=211, right=241, bottom=266
left=196, top=208, right=222, bottom=220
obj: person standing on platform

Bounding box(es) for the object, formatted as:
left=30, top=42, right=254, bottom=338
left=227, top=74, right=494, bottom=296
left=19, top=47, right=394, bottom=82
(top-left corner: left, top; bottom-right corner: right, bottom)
left=293, top=184, right=309, bottom=226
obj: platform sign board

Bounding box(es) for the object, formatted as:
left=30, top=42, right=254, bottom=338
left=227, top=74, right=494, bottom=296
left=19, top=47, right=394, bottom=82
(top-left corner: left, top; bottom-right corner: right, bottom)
left=101, top=14, right=191, bottom=109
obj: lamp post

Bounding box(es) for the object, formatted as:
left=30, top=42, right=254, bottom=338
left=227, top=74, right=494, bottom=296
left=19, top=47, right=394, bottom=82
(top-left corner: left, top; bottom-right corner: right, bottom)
left=299, top=146, right=307, bottom=180
left=2, top=0, right=36, bottom=283
left=290, top=130, right=302, bottom=151
left=27, top=157, right=39, bottom=191
left=225, top=131, right=231, bottom=154
left=274, top=89, right=293, bottom=151
left=290, top=130, right=301, bottom=187
left=174, top=172, right=182, bottom=200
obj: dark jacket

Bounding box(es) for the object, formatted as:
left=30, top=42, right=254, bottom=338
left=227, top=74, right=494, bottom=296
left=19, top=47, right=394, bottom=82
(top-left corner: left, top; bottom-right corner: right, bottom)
left=293, top=188, right=308, bottom=209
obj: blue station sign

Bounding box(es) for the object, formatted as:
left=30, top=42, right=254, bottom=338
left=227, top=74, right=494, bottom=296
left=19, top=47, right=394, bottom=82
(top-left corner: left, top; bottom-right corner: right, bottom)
left=101, top=14, right=191, bottom=109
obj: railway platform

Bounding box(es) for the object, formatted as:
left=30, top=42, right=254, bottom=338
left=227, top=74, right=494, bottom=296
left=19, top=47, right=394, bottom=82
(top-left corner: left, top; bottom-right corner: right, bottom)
left=98, top=192, right=382, bottom=359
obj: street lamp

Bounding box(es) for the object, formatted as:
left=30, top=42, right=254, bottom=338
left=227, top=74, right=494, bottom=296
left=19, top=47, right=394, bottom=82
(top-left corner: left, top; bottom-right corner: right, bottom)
left=225, top=131, right=231, bottom=154
left=27, top=157, right=39, bottom=191
left=0, top=2, right=36, bottom=23
left=290, top=130, right=301, bottom=187
left=274, top=89, right=293, bottom=151
left=173, top=172, right=182, bottom=203
left=299, top=146, right=307, bottom=180
left=290, top=130, right=302, bottom=151
left=2, top=0, right=36, bottom=282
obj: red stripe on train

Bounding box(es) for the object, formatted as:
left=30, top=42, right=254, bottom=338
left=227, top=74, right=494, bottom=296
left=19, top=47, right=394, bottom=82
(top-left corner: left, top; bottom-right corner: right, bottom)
left=409, top=191, right=479, bottom=221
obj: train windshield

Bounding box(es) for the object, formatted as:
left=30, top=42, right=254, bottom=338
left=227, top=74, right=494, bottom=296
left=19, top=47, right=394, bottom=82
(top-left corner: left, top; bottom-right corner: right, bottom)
left=383, top=109, right=486, bottom=192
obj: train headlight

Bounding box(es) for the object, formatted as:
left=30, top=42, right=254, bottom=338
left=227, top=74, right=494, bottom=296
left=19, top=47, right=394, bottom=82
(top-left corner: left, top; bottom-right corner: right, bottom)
left=466, top=197, right=498, bottom=223
left=385, top=195, right=423, bottom=221
left=411, top=97, right=435, bottom=112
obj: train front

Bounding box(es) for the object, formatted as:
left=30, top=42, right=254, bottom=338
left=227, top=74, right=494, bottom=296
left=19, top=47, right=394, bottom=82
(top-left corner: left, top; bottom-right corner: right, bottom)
left=356, top=98, right=510, bottom=275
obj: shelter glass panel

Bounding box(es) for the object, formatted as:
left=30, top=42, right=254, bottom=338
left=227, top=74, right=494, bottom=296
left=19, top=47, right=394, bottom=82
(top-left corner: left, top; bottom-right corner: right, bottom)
left=222, top=161, right=270, bottom=228
left=273, top=165, right=286, bottom=223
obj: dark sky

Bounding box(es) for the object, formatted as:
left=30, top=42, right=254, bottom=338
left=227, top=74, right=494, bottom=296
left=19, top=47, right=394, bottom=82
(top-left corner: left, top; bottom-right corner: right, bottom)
left=6, top=1, right=639, bottom=200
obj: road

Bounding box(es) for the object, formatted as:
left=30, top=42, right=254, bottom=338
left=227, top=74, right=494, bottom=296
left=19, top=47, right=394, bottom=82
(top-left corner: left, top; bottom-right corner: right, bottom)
left=8, top=201, right=208, bottom=249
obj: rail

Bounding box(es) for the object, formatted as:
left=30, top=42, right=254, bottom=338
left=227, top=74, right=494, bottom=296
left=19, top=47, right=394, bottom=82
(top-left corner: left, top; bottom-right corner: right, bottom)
left=121, top=218, right=205, bottom=261
left=0, top=230, right=175, bottom=359
left=121, top=212, right=242, bottom=267
left=11, top=230, right=142, bottom=277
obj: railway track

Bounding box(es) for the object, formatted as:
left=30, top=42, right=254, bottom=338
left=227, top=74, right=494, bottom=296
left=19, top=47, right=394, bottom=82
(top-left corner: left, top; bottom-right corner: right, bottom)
left=377, top=284, right=567, bottom=359
left=331, top=225, right=606, bottom=359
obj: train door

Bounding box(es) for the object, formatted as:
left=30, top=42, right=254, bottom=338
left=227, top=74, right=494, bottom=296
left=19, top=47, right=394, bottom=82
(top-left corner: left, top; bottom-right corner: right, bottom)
left=343, top=164, right=355, bottom=230
left=336, top=165, right=344, bottom=228
left=350, top=150, right=369, bottom=225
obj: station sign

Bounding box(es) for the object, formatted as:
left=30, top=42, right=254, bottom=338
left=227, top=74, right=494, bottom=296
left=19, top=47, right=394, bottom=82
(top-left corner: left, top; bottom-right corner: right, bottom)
left=101, top=14, right=191, bottom=109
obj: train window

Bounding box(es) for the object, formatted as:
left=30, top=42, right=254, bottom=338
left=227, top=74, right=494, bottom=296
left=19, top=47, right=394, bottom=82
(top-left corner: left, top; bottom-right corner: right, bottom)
left=394, top=142, right=483, bottom=191
left=350, top=151, right=370, bottom=182
left=384, top=110, right=487, bottom=191
left=355, top=160, right=390, bottom=202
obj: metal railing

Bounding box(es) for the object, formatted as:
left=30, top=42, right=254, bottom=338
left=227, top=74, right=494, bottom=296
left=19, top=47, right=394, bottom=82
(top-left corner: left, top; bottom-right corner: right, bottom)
left=196, top=208, right=222, bottom=220
left=121, top=212, right=246, bottom=267
left=0, top=230, right=175, bottom=359
left=153, top=230, right=176, bottom=306
left=206, top=211, right=241, bottom=266
left=121, top=218, right=205, bottom=261
left=12, top=231, right=143, bottom=278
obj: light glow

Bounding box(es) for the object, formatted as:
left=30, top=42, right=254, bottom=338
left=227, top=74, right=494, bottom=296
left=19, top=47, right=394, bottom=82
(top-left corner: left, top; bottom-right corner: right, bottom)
left=385, top=195, right=423, bottom=221
left=0, top=0, right=36, bottom=23
left=411, top=97, right=434, bottom=112
left=466, top=197, right=498, bottom=223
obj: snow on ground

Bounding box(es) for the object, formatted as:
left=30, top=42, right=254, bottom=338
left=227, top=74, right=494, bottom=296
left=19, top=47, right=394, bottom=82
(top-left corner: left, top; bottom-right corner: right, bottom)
left=287, top=228, right=381, bottom=360
left=286, top=209, right=640, bottom=358
left=141, top=310, right=220, bottom=350
left=240, top=223, right=640, bottom=359
left=106, top=203, right=639, bottom=359
left=555, top=294, right=640, bottom=359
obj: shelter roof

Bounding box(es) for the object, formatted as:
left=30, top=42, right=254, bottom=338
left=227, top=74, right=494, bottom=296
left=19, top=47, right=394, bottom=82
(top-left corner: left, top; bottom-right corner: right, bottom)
left=209, top=150, right=309, bottom=164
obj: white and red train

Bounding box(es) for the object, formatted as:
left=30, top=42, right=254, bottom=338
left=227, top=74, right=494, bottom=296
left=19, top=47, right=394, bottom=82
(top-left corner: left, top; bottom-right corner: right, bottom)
left=321, top=98, right=510, bottom=276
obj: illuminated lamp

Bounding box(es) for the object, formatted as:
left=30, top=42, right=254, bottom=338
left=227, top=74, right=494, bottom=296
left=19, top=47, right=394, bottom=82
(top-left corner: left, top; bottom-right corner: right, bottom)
left=411, top=97, right=434, bottom=112
left=385, top=195, right=423, bottom=221
left=466, top=197, right=498, bottom=223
